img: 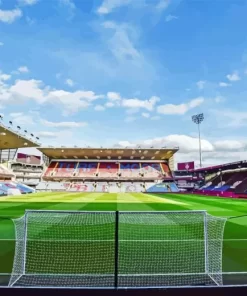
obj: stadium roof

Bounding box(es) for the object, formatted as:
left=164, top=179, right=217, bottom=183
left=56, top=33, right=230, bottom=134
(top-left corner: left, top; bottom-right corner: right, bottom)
left=193, top=160, right=247, bottom=173
left=0, top=124, right=40, bottom=149
left=38, top=147, right=179, bottom=160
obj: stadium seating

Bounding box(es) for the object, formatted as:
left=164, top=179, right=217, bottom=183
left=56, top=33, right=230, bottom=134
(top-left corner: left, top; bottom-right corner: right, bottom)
left=94, top=182, right=109, bottom=192
left=68, top=182, right=94, bottom=192
left=53, top=162, right=77, bottom=177
left=0, top=164, right=14, bottom=179
left=43, top=161, right=172, bottom=180
left=98, top=163, right=119, bottom=178
left=120, top=163, right=141, bottom=178
left=160, top=163, right=173, bottom=179
left=43, top=161, right=172, bottom=179
left=120, top=182, right=144, bottom=192
left=140, top=163, right=163, bottom=179
left=40, top=160, right=177, bottom=193
left=146, top=182, right=179, bottom=193
left=13, top=182, right=35, bottom=194
left=36, top=182, right=49, bottom=191
left=75, top=162, right=98, bottom=178
left=233, top=176, right=247, bottom=193
left=0, top=182, right=21, bottom=195
left=43, top=161, right=57, bottom=177
left=36, top=181, right=179, bottom=193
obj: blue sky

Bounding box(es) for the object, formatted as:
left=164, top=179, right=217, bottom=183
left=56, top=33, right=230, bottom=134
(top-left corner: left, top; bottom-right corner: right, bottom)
left=1, top=0, right=247, bottom=167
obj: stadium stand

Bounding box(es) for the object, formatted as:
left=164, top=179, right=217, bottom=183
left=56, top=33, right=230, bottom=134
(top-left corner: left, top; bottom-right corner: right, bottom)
left=190, top=161, right=247, bottom=198
left=0, top=164, right=15, bottom=180
left=43, top=161, right=173, bottom=180
left=0, top=181, right=35, bottom=195
left=37, top=147, right=179, bottom=193
left=0, top=120, right=41, bottom=195
left=10, top=162, right=43, bottom=187
left=36, top=181, right=179, bottom=193
left=98, top=163, right=119, bottom=178
left=0, top=182, right=21, bottom=196
left=76, top=162, right=98, bottom=178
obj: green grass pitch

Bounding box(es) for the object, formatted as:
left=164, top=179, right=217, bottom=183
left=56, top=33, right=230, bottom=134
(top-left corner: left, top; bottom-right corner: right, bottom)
left=1, top=192, right=247, bottom=286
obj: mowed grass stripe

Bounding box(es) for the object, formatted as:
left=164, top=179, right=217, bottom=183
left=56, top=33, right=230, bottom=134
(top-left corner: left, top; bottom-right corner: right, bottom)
left=0, top=192, right=247, bottom=275
left=160, top=194, right=246, bottom=217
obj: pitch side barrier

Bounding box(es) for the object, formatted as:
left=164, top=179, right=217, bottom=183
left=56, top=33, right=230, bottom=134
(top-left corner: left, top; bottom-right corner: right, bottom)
left=9, top=210, right=226, bottom=289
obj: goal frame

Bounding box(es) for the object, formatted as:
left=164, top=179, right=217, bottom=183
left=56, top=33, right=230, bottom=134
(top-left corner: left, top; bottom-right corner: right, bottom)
left=9, top=209, right=226, bottom=289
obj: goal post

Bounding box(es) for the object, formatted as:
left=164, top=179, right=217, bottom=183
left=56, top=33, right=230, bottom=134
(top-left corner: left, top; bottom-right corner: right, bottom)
left=9, top=210, right=226, bottom=288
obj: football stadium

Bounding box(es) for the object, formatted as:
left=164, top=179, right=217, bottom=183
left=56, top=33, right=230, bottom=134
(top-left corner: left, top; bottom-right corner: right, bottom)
left=1, top=119, right=247, bottom=294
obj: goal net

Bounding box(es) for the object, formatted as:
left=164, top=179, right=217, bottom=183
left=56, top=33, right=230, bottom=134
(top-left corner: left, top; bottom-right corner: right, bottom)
left=9, top=211, right=116, bottom=288
left=118, top=211, right=226, bottom=287
left=9, top=210, right=226, bottom=288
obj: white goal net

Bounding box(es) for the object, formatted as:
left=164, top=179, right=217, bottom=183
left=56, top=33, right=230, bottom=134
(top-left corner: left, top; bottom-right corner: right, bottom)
left=9, top=210, right=226, bottom=288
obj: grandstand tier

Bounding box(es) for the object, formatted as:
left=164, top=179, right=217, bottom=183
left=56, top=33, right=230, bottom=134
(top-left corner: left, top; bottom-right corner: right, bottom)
left=36, top=181, right=178, bottom=193
left=42, top=161, right=173, bottom=181
left=36, top=147, right=179, bottom=193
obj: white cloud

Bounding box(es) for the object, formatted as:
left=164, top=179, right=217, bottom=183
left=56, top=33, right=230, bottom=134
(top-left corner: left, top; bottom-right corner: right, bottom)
left=122, top=96, right=160, bottom=111
left=105, top=102, right=115, bottom=108
left=215, top=110, right=247, bottom=128
left=219, top=82, right=231, bottom=87
left=142, top=112, right=150, bottom=118
left=0, top=73, right=11, bottom=81
left=97, top=0, right=131, bottom=14
left=0, top=42, right=3, bottom=46
left=196, top=80, right=206, bottom=90
left=213, top=140, right=246, bottom=151
left=116, top=134, right=247, bottom=166
left=65, top=78, right=74, bottom=87
left=18, top=66, right=29, bottom=73
left=10, top=112, right=23, bottom=117
left=0, top=8, right=22, bottom=24
left=0, top=79, right=104, bottom=114
left=165, top=15, right=178, bottom=22
left=156, top=0, right=170, bottom=11
left=37, top=131, right=57, bottom=138
left=94, top=105, right=105, bottom=111
left=226, top=71, right=240, bottom=81
left=41, top=119, right=87, bottom=128
left=8, top=79, right=47, bottom=104
left=9, top=113, right=34, bottom=125
left=18, top=0, right=38, bottom=5
left=103, top=22, right=140, bottom=61
left=157, top=97, right=204, bottom=115
left=117, top=134, right=214, bottom=153
left=107, top=91, right=121, bottom=101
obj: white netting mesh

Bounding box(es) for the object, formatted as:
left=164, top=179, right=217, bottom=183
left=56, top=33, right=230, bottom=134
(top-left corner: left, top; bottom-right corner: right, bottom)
left=9, top=210, right=226, bottom=288
left=9, top=211, right=116, bottom=288
left=118, top=211, right=226, bottom=287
